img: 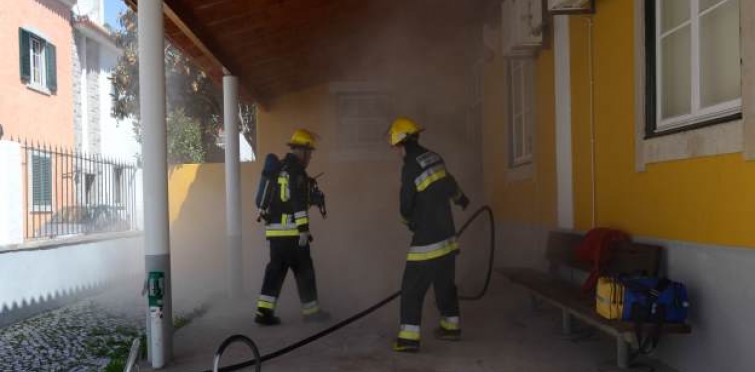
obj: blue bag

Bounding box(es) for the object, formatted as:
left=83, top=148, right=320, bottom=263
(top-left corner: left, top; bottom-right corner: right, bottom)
left=620, top=277, right=690, bottom=354
left=621, top=277, right=689, bottom=323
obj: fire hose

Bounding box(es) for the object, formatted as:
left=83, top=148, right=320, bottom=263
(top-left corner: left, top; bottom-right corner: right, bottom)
left=206, top=205, right=495, bottom=372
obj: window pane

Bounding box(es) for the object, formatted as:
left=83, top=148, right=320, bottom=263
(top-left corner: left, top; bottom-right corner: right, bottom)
left=31, top=38, right=44, bottom=86
left=512, top=64, right=523, bottom=117
left=513, top=115, right=523, bottom=159
left=700, top=0, right=740, bottom=108
left=700, top=0, right=726, bottom=12
left=339, top=97, right=360, bottom=118
left=661, top=26, right=691, bottom=120
left=661, top=0, right=690, bottom=33
left=356, top=119, right=384, bottom=143
left=523, top=61, right=534, bottom=113
left=524, top=109, right=533, bottom=158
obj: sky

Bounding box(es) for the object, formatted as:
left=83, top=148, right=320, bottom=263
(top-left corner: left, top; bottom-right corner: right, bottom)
left=104, top=0, right=128, bottom=29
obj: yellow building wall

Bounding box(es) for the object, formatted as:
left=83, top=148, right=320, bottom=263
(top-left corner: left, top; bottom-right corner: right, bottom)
left=481, top=40, right=557, bottom=227
left=570, top=1, right=755, bottom=248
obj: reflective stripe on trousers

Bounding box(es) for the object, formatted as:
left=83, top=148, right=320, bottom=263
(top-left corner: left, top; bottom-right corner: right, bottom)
left=257, top=295, right=277, bottom=310
left=440, top=316, right=460, bottom=331
left=302, top=301, right=319, bottom=315
left=406, top=237, right=459, bottom=261
left=398, top=324, right=421, bottom=341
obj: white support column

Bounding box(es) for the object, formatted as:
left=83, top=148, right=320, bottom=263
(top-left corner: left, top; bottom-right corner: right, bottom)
left=223, top=71, right=243, bottom=298
left=554, top=15, right=574, bottom=229
left=138, top=0, right=172, bottom=368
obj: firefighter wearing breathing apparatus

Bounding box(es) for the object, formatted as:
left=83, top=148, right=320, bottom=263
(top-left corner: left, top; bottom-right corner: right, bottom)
left=388, top=117, right=470, bottom=353
left=254, top=129, right=330, bottom=326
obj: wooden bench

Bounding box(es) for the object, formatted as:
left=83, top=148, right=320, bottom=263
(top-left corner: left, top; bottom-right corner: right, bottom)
left=498, top=231, right=691, bottom=369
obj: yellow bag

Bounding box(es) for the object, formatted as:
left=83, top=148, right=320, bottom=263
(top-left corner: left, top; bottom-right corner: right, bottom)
left=596, top=277, right=624, bottom=319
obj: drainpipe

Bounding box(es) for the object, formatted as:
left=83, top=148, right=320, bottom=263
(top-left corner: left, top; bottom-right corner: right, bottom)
left=554, top=15, right=574, bottom=230
left=223, top=69, right=243, bottom=298
left=138, top=0, right=172, bottom=368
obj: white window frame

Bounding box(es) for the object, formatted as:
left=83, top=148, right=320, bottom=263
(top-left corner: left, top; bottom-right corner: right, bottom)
left=633, top=0, right=746, bottom=170
left=508, top=58, right=535, bottom=167
left=654, top=0, right=741, bottom=133
left=29, top=35, right=47, bottom=90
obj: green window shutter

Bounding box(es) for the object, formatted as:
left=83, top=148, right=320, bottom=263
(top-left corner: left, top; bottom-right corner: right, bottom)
left=19, top=28, right=30, bottom=82
left=46, top=42, right=57, bottom=92
left=32, top=155, right=41, bottom=206
left=42, top=157, right=52, bottom=205
left=32, top=154, right=52, bottom=206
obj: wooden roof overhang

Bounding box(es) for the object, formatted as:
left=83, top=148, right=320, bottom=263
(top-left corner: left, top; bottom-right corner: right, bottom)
left=125, top=0, right=487, bottom=109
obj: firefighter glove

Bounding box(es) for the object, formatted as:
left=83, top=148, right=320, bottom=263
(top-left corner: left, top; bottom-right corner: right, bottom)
left=298, top=232, right=312, bottom=247
left=456, top=194, right=470, bottom=211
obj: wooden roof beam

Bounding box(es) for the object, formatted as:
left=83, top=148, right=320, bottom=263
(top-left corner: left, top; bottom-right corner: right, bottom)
left=125, top=0, right=269, bottom=109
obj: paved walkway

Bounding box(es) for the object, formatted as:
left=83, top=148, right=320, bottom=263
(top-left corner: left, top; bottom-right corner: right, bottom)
left=0, top=298, right=143, bottom=371
left=0, top=275, right=681, bottom=371
left=138, top=276, right=679, bottom=372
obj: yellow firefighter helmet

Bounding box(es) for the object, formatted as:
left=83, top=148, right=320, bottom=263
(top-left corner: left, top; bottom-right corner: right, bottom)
left=288, top=128, right=318, bottom=150
left=388, top=117, right=423, bottom=146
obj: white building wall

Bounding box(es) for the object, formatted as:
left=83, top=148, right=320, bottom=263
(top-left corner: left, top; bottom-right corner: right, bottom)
left=99, top=46, right=139, bottom=162
left=73, top=0, right=104, bottom=24
left=0, top=141, right=23, bottom=247
left=72, top=8, right=142, bottom=227
left=0, top=235, right=143, bottom=326
left=239, top=133, right=255, bottom=162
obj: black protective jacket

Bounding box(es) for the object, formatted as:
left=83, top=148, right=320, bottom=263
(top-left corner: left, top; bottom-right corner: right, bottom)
left=400, top=142, right=467, bottom=260
left=265, top=153, right=311, bottom=238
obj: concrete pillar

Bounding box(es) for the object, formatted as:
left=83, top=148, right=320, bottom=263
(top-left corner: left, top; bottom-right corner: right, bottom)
left=223, top=71, right=243, bottom=298
left=138, top=0, right=172, bottom=368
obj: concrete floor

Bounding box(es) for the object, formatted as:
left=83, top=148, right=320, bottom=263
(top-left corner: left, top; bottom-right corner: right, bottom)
left=139, top=275, right=678, bottom=372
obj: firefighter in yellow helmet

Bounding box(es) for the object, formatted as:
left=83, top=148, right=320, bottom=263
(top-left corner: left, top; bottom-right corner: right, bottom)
left=254, top=129, right=331, bottom=325
left=388, top=117, right=470, bottom=352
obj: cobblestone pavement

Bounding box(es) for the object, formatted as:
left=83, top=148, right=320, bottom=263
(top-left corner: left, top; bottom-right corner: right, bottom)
left=0, top=300, right=145, bottom=372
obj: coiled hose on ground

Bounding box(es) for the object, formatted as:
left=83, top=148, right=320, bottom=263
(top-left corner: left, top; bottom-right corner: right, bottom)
left=208, top=205, right=495, bottom=372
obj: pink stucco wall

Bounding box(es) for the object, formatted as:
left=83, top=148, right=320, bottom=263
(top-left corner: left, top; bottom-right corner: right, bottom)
left=0, top=0, right=74, bottom=147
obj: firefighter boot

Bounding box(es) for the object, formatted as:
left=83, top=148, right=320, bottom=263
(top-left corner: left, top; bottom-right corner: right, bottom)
left=302, top=309, right=331, bottom=323
left=254, top=309, right=281, bottom=326
left=392, top=338, right=420, bottom=353
left=433, top=327, right=461, bottom=341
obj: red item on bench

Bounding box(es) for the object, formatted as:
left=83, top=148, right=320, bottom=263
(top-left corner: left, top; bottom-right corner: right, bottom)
left=576, top=228, right=630, bottom=293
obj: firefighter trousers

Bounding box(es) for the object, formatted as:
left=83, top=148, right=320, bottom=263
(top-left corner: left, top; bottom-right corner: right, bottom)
left=258, top=237, right=319, bottom=312
left=399, top=253, right=460, bottom=334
